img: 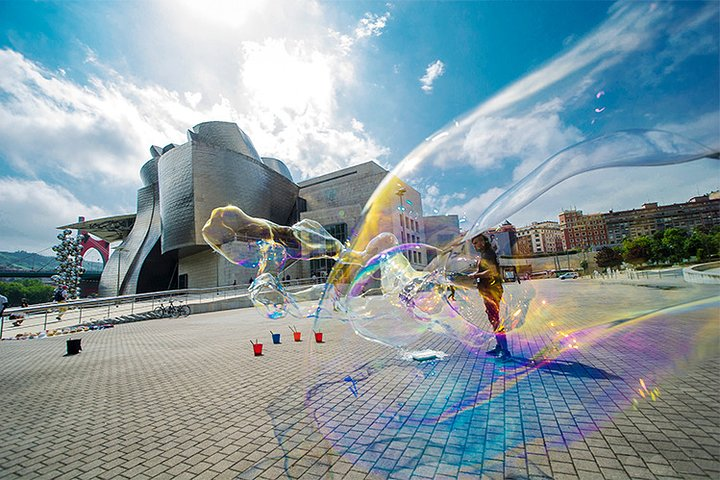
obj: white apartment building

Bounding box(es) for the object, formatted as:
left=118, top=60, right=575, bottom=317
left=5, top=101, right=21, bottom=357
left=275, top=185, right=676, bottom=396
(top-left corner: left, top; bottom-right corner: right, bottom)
left=516, top=221, right=565, bottom=254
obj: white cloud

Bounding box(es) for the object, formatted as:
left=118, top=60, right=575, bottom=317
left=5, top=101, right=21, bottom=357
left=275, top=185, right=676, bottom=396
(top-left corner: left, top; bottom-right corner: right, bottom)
left=184, top=91, right=203, bottom=108
left=239, top=38, right=338, bottom=117
left=501, top=159, right=720, bottom=229
left=351, top=118, right=365, bottom=132
left=0, top=48, right=220, bottom=187
left=460, top=98, right=583, bottom=179
left=0, top=177, right=108, bottom=252
left=0, top=1, right=396, bottom=253
left=142, top=1, right=393, bottom=179
left=167, top=0, right=271, bottom=30
left=422, top=183, right=467, bottom=215
left=438, top=157, right=719, bottom=237
left=329, top=9, right=391, bottom=56
left=394, top=2, right=673, bottom=180
left=395, top=0, right=718, bottom=235
left=420, top=60, right=445, bottom=93
left=355, top=12, right=391, bottom=40
left=230, top=32, right=390, bottom=179
left=657, top=112, right=720, bottom=151
left=658, top=2, right=719, bottom=77
left=451, top=187, right=506, bottom=228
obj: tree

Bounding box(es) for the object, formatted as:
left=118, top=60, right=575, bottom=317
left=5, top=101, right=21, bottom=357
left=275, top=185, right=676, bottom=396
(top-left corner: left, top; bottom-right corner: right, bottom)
left=51, top=229, right=85, bottom=299
left=650, top=230, right=669, bottom=263
left=686, top=227, right=719, bottom=261
left=623, top=236, right=654, bottom=265
left=595, top=247, right=623, bottom=270
left=712, top=229, right=720, bottom=258
left=661, top=227, right=689, bottom=263
left=0, top=280, right=55, bottom=306
left=580, top=259, right=589, bottom=272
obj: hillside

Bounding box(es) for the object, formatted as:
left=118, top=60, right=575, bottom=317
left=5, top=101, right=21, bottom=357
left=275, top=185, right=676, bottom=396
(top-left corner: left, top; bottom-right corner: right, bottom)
left=0, top=251, right=104, bottom=272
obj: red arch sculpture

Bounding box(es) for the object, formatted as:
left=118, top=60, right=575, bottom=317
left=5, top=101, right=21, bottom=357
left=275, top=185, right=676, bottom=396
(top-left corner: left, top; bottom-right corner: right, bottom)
left=77, top=216, right=110, bottom=265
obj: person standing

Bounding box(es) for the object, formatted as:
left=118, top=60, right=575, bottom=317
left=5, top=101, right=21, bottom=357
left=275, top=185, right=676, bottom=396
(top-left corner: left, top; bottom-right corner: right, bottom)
left=0, top=293, right=8, bottom=319
left=54, top=286, right=69, bottom=320
left=470, top=234, right=511, bottom=360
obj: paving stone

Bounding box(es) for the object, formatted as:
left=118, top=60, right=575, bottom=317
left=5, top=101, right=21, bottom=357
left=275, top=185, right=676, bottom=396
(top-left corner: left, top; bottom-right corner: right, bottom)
left=600, top=467, right=633, bottom=480
left=0, top=280, right=717, bottom=479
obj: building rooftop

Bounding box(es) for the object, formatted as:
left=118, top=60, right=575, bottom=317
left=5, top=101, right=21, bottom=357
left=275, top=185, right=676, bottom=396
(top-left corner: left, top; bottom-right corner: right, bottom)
left=58, top=214, right=136, bottom=243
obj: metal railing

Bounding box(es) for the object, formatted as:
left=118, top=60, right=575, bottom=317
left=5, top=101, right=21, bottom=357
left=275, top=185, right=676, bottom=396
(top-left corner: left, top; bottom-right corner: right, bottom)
left=0, top=277, right=326, bottom=339
left=622, top=268, right=684, bottom=279
left=683, top=261, right=720, bottom=284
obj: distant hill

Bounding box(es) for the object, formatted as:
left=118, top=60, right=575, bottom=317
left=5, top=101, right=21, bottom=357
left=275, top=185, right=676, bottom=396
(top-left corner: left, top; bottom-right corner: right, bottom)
left=0, top=251, right=105, bottom=272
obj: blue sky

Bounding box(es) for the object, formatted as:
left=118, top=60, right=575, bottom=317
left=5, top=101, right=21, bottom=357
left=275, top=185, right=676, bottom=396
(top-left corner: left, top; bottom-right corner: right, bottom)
left=0, top=0, right=718, bottom=253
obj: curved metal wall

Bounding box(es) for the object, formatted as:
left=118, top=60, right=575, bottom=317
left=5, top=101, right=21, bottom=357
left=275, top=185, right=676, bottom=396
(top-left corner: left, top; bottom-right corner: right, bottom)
left=99, top=183, right=161, bottom=296
left=261, top=157, right=294, bottom=182
left=139, top=157, right=158, bottom=186
left=99, top=121, right=301, bottom=294
left=157, top=143, right=196, bottom=253
left=158, top=141, right=299, bottom=253
left=121, top=184, right=163, bottom=294
left=188, top=121, right=262, bottom=162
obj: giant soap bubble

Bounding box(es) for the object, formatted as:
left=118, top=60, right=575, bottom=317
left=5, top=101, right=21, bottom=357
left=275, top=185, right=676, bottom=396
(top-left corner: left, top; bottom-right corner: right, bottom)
left=203, top=1, right=718, bottom=360
left=202, top=203, right=535, bottom=352
left=215, top=3, right=719, bottom=478
left=306, top=128, right=717, bottom=353
left=203, top=205, right=342, bottom=319
left=203, top=126, right=717, bottom=355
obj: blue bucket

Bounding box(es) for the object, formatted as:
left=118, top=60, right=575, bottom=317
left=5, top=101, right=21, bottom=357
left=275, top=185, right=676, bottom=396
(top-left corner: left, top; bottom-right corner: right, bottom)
left=271, top=333, right=281, bottom=344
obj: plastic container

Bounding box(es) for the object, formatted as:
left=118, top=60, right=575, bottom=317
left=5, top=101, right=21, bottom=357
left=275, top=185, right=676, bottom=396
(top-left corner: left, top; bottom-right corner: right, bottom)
left=253, top=343, right=263, bottom=356
left=271, top=333, right=281, bottom=344
left=293, top=331, right=302, bottom=342
left=66, top=338, right=82, bottom=355
left=412, top=350, right=438, bottom=361
left=314, top=332, right=324, bottom=343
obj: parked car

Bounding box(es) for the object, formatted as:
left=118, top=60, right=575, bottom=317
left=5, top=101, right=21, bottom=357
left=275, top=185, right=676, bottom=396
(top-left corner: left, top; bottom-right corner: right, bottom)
left=558, top=272, right=579, bottom=279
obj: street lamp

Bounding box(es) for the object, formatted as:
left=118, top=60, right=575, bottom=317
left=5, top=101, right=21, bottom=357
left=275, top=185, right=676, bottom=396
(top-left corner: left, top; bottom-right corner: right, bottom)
left=566, top=248, right=572, bottom=270
left=396, top=187, right=407, bottom=243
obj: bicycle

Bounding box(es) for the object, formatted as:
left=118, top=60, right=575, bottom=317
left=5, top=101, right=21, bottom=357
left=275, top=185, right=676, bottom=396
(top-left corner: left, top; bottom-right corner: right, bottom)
left=173, top=301, right=191, bottom=318
left=153, top=299, right=190, bottom=318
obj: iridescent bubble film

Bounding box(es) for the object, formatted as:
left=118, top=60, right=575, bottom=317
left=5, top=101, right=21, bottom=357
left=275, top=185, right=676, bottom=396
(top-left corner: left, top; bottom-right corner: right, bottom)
left=207, top=2, right=719, bottom=477
left=203, top=206, right=342, bottom=318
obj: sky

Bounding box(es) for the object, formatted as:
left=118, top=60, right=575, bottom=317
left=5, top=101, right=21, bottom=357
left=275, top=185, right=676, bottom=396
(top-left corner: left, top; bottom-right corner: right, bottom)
left=0, top=0, right=718, bottom=254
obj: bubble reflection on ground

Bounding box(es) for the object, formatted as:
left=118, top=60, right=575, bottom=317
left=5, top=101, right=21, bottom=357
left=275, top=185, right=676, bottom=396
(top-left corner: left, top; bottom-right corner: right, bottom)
left=203, top=2, right=720, bottom=476
left=250, top=282, right=718, bottom=479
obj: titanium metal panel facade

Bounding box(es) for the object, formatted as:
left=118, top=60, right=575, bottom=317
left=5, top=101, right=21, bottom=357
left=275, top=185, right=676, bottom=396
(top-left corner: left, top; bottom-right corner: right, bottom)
left=139, top=156, right=159, bottom=185
left=188, top=121, right=262, bottom=161
left=261, top=157, right=294, bottom=181
left=98, top=183, right=160, bottom=296
left=122, top=183, right=163, bottom=295
left=157, top=143, right=196, bottom=253
left=99, top=156, right=164, bottom=296
left=189, top=142, right=299, bottom=238
left=158, top=141, right=299, bottom=253
left=93, top=121, right=423, bottom=293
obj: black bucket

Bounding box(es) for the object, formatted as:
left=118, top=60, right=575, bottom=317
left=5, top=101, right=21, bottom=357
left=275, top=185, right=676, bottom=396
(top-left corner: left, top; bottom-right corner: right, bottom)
left=66, top=338, right=82, bottom=355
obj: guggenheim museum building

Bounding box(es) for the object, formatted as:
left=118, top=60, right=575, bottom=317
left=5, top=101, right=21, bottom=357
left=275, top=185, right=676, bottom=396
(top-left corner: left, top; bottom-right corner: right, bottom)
left=64, top=121, right=460, bottom=296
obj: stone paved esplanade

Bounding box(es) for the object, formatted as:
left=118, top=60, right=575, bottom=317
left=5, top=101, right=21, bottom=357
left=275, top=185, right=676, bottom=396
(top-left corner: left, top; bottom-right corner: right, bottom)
left=0, top=279, right=718, bottom=479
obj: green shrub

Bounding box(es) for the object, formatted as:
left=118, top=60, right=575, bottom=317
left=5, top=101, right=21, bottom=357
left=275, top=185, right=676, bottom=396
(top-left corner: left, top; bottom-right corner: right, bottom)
left=0, top=280, right=54, bottom=306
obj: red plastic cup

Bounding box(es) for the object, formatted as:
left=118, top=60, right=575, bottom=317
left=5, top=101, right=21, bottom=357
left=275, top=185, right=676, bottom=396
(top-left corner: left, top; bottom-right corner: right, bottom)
left=253, top=343, right=263, bottom=356
left=314, top=332, right=324, bottom=343
left=293, top=331, right=302, bottom=342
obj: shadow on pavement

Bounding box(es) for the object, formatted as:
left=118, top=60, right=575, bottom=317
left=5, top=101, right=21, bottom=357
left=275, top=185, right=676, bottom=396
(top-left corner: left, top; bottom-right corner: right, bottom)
left=508, top=357, right=622, bottom=380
